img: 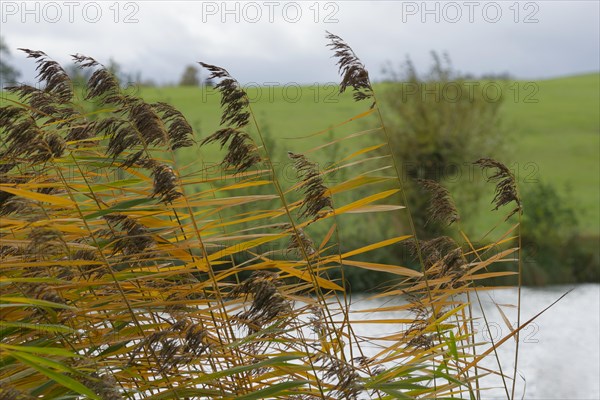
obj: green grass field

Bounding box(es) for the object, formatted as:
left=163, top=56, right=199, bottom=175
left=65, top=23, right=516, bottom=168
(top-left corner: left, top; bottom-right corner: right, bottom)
left=136, top=73, right=599, bottom=237
left=2, top=73, right=597, bottom=236
left=498, top=74, right=599, bottom=235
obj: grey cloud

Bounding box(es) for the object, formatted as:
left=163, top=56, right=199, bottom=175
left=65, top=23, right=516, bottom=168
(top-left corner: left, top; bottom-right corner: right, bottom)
left=1, top=1, right=598, bottom=85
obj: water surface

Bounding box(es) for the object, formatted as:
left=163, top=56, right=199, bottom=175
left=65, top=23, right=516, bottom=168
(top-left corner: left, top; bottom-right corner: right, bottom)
left=348, top=284, right=600, bottom=399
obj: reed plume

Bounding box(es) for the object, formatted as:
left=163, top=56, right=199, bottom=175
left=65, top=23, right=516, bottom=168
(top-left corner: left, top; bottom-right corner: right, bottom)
left=288, top=151, right=332, bottom=220
left=199, top=63, right=261, bottom=172
left=417, top=178, right=460, bottom=225
left=326, top=32, right=374, bottom=106
left=474, top=157, right=522, bottom=220
left=232, top=271, right=291, bottom=333
left=18, top=49, right=72, bottom=102
left=73, top=53, right=124, bottom=105
left=152, top=102, right=195, bottom=149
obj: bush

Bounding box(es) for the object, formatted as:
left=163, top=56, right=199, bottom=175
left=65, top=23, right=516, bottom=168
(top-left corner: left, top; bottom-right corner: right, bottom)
left=521, top=181, right=599, bottom=284
left=345, top=52, right=510, bottom=286
left=179, top=65, right=200, bottom=86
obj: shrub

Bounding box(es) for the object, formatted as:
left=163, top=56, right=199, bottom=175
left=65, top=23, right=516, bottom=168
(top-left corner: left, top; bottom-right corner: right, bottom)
left=380, top=52, right=506, bottom=239
left=521, top=181, right=599, bottom=284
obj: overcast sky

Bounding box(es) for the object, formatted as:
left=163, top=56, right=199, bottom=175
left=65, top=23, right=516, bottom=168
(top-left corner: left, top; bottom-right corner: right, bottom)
left=2, top=1, right=599, bottom=85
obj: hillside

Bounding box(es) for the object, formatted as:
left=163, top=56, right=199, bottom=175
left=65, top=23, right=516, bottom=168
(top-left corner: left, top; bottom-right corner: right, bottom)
left=1, top=74, right=597, bottom=234
left=136, top=73, right=599, bottom=236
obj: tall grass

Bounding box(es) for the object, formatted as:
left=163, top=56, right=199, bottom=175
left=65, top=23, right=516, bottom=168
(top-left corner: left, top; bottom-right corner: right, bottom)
left=0, top=34, right=547, bottom=399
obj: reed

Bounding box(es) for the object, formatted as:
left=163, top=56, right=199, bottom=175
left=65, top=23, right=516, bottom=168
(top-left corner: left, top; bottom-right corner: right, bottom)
left=0, top=34, right=550, bottom=399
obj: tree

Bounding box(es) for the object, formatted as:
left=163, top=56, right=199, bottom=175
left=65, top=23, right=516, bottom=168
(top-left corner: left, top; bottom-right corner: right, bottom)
left=0, top=36, right=21, bottom=86
left=520, top=181, right=597, bottom=284
left=380, top=52, right=506, bottom=238
left=179, top=65, right=200, bottom=86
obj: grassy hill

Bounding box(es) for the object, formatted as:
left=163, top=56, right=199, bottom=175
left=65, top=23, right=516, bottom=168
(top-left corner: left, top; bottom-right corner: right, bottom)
left=135, top=73, right=599, bottom=236
left=501, top=73, right=599, bottom=236
left=2, top=73, right=597, bottom=235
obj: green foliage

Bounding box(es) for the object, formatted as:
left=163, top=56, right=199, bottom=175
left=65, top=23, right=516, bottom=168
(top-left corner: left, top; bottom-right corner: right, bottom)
left=179, top=65, right=200, bottom=87
left=501, top=73, right=599, bottom=238
left=0, top=36, right=21, bottom=85
left=380, top=52, right=506, bottom=238
left=521, top=181, right=599, bottom=284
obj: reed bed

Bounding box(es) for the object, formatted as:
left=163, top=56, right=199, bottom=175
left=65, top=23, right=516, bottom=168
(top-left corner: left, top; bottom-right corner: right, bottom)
left=0, top=33, right=548, bottom=399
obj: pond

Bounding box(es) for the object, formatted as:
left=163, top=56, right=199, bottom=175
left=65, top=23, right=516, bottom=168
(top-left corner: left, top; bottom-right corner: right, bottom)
left=347, top=284, right=600, bottom=399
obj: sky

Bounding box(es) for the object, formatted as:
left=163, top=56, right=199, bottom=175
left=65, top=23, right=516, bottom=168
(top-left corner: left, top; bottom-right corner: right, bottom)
left=1, top=1, right=599, bottom=85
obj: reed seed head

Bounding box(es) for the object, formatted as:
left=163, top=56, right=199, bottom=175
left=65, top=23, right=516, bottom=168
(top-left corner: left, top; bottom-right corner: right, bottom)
left=199, top=62, right=261, bottom=172
left=135, top=160, right=184, bottom=204
left=19, top=49, right=72, bottom=103
left=152, top=102, right=195, bottom=150
left=282, top=223, right=317, bottom=258
left=288, top=152, right=332, bottom=220
left=233, top=271, right=291, bottom=333
left=474, top=158, right=522, bottom=220
left=104, top=214, right=155, bottom=255
left=202, top=128, right=261, bottom=173
left=326, top=32, right=374, bottom=106
left=72, top=54, right=124, bottom=105
left=322, top=356, right=362, bottom=400
left=417, top=178, right=460, bottom=225
left=83, top=372, right=121, bottom=400
left=199, top=63, right=250, bottom=128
